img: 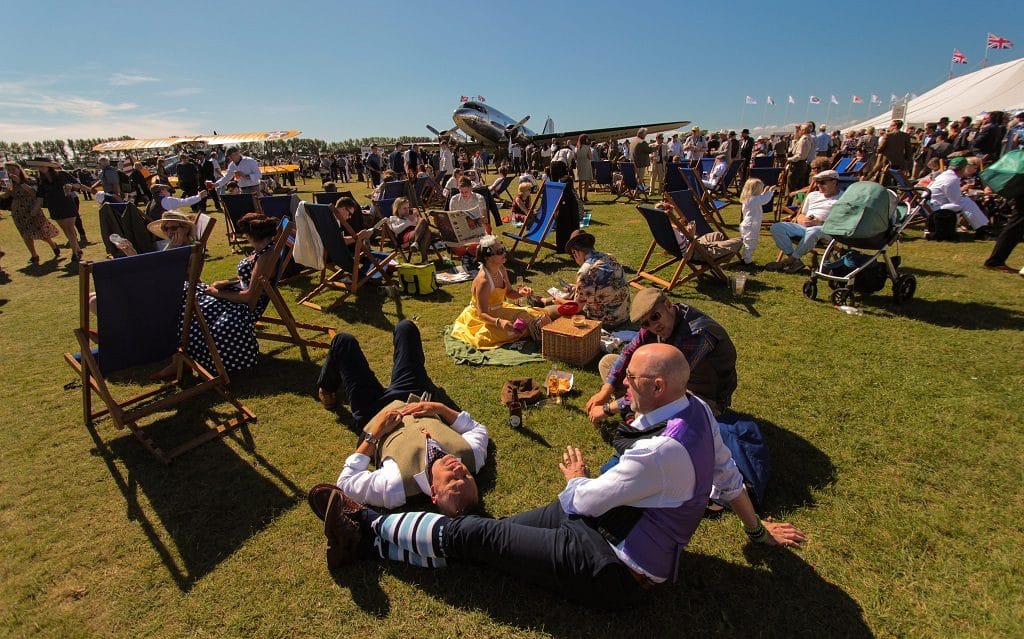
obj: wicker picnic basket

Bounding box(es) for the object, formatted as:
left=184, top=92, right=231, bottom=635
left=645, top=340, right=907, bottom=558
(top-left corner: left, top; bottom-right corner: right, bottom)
left=541, top=316, right=602, bottom=366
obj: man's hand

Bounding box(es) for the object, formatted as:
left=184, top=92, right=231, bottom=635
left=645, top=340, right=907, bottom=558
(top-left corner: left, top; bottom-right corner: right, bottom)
left=585, top=386, right=614, bottom=424
left=587, top=402, right=609, bottom=425
left=400, top=401, right=457, bottom=424
left=762, top=517, right=807, bottom=548
left=559, top=445, right=590, bottom=481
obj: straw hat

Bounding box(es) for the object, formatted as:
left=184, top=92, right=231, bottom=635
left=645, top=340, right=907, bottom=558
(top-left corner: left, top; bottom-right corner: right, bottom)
left=147, top=210, right=196, bottom=240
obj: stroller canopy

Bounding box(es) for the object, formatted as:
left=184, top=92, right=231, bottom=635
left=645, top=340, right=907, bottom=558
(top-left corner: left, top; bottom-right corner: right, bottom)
left=821, top=181, right=899, bottom=242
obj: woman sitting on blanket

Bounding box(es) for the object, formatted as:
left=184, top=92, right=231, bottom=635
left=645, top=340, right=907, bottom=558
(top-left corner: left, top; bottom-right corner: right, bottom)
left=450, top=235, right=551, bottom=349
left=387, top=196, right=435, bottom=262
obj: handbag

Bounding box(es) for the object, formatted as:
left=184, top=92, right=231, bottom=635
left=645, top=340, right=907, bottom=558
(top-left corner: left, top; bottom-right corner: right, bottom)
left=397, top=262, right=438, bottom=296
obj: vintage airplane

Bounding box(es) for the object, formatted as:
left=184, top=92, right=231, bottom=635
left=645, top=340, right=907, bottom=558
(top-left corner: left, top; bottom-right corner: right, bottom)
left=91, top=130, right=302, bottom=152
left=428, top=101, right=689, bottom=149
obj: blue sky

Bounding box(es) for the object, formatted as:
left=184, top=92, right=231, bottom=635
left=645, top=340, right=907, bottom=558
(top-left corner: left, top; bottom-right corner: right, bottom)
left=1, top=0, right=1018, bottom=142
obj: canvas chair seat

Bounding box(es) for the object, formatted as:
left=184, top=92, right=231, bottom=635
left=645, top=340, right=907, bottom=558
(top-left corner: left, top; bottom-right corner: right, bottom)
left=502, top=180, right=566, bottom=269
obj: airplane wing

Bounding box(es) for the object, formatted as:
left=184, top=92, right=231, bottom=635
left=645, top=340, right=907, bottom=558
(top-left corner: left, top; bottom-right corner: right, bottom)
left=92, top=130, right=302, bottom=152
left=530, top=120, right=690, bottom=145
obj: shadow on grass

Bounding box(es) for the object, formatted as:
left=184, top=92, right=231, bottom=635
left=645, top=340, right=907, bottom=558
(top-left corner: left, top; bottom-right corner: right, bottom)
left=86, top=397, right=302, bottom=591
left=884, top=297, right=1024, bottom=330
left=339, top=547, right=869, bottom=637
left=900, top=266, right=966, bottom=279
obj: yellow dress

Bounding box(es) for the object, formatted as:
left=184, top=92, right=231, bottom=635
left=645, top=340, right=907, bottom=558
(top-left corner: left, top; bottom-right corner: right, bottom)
left=450, top=269, right=547, bottom=349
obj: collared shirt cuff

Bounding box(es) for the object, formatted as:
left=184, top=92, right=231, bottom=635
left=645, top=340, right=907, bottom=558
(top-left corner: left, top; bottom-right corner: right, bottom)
left=557, top=477, right=589, bottom=515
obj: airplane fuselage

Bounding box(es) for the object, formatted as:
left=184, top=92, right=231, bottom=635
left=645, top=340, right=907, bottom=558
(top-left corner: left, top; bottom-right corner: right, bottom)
left=451, top=101, right=536, bottom=147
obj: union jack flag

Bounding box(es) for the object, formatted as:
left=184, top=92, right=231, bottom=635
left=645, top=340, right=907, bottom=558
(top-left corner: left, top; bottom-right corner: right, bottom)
left=476, top=95, right=487, bottom=102
left=460, top=95, right=469, bottom=102
left=987, top=33, right=1013, bottom=49
left=952, top=49, right=967, bottom=64
left=852, top=95, right=863, bottom=104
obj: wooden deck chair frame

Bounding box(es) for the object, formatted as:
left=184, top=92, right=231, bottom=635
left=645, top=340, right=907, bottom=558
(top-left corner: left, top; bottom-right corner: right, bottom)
left=679, top=166, right=729, bottom=233
left=490, top=175, right=515, bottom=204
left=221, top=193, right=260, bottom=252
left=502, top=180, right=565, bottom=269
left=297, top=204, right=396, bottom=311
left=62, top=221, right=256, bottom=465
left=613, top=162, right=649, bottom=202
left=630, top=202, right=729, bottom=291
left=254, top=218, right=336, bottom=359
left=667, top=190, right=737, bottom=277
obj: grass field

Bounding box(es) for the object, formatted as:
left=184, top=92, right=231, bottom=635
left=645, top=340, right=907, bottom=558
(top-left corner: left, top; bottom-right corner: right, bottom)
left=1, top=176, right=1022, bottom=638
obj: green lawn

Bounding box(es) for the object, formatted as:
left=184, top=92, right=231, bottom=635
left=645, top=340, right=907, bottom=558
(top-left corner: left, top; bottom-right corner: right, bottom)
left=1, top=176, right=1022, bottom=638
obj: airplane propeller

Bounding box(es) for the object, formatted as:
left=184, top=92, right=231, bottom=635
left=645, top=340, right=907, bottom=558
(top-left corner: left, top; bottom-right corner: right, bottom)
left=502, top=115, right=531, bottom=142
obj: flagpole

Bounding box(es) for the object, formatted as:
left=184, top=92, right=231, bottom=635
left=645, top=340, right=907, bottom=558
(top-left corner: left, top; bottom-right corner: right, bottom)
left=982, top=34, right=988, bottom=68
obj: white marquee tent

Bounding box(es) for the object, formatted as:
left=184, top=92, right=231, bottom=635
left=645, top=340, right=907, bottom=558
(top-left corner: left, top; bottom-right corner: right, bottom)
left=848, top=57, right=1024, bottom=130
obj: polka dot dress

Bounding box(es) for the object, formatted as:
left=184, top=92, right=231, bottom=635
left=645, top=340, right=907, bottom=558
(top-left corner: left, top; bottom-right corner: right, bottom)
left=182, top=243, right=273, bottom=373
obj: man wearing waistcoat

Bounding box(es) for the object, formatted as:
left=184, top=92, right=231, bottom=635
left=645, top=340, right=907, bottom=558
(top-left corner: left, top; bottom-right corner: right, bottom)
left=309, top=344, right=805, bottom=605
left=313, top=320, right=489, bottom=517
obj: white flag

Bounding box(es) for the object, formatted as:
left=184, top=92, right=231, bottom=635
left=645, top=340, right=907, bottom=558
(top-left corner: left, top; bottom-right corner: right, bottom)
left=809, top=95, right=821, bottom=105
left=767, top=96, right=775, bottom=105
left=890, top=94, right=898, bottom=104
left=830, top=95, right=839, bottom=105
left=871, top=94, right=881, bottom=105
left=745, top=96, right=757, bottom=105
left=788, top=95, right=795, bottom=104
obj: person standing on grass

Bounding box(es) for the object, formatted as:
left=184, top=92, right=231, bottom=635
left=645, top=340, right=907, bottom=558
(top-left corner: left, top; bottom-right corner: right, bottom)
left=308, top=344, right=805, bottom=606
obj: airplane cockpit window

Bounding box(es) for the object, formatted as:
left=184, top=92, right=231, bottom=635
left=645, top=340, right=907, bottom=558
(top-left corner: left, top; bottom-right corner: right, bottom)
left=463, top=103, right=487, bottom=113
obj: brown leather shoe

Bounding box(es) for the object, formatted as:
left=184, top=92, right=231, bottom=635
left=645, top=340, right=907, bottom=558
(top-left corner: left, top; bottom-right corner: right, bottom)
left=983, top=264, right=1017, bottom=274
left=317, top=387, right=337, bottom=410
left=308, top=484, right=366, bottom=569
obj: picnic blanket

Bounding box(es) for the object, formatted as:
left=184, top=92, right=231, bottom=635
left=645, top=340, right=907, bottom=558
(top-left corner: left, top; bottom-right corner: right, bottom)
left=443, top=325, right=545, bottom=366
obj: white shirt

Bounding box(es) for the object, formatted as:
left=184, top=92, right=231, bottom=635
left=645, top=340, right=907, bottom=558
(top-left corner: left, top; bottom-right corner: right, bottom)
left=336, top=411, right=489, bottom=509
left=683, top=134, right=707, bottom=160
left=927, top=169, right=963, bottom=211
left=668, top=139, right=683, bottom=159
left=159, top=194, right=203, bottom=210
left=449, top=192, right=486, bottom=219
left=553, top=147, right=575, bottom=165
left=802, top=190, right=840, bottom=221
left=558, top=395, right=745, bottom=581
left=215, top=156, right=262, bottom=188
left=439, top=147, right=454, bottom=173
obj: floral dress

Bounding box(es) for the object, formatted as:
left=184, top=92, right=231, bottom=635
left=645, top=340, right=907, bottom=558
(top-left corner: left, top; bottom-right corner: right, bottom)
left=571, top=250, right=629, bottom=328
left=183, top=243, right=272, bottom=372
left=8, top=181, right=58, bottom=240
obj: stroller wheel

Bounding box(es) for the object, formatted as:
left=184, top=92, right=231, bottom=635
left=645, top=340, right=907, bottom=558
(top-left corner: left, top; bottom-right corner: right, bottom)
left=893, top=274, right=917, bottom=304
left=830, top=287, right=853, bottom=306
left=802, top=279, right=818, bottom=300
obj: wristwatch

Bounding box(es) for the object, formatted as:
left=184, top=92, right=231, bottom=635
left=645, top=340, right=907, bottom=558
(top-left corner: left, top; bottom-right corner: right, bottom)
left=363, top=431, right=380, bottom=447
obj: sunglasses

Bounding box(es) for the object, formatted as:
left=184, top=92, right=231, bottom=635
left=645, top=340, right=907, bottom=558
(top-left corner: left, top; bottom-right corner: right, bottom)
left=161, top=223, right=187, bottom=232
left=640, top=310, right=662, bottom=328
left=491, top=247, right=506, bottom=255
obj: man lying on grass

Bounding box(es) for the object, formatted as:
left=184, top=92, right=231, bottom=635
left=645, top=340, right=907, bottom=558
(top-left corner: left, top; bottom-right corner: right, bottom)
left=309, top=344, right=804, bottom=609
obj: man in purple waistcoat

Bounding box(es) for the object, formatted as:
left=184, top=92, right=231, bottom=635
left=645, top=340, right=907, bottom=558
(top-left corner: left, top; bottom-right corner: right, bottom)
left=308, top=344, right=805, bottom=608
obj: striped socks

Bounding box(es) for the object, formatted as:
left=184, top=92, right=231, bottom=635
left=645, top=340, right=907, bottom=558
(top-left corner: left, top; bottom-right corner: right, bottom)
left=371, top=511, right=448, bottom=560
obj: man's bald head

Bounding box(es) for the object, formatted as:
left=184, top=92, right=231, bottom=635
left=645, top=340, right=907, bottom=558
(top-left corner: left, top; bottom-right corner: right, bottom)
left=629, top=344, right=690, bottom=412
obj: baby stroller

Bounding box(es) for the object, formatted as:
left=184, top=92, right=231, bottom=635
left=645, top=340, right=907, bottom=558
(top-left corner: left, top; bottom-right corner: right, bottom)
left=802, top=181, right=920, bottom=306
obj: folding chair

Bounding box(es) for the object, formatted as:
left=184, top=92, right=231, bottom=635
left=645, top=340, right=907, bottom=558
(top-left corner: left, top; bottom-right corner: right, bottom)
left=631, top=198, right=732, bottom=291
left=833, top=156, right=855, bottom=173
left=382, top=180, right=407, bottom=200
left=489, top=175, right=514, bottom=204
left=614, top=162, right=648, bottom=202
left=752, top=156, right=773, bottom=168
left=749, top=167, right=785, bottom=225
left=313, top=191, right=342, bottom=205
left=503, top=180, right=566, bottom=269
left=679, top=166, right=728, bottom=232
left=297, top=203, right=396, bottom=311
left=592, top=160, right=614, bottom=190
left=258, top=194, right=297, bottom=220
left=710, top=160, right=743, bottom=199
left=699, top=157, right=715, bottom=175
left=253, top=217, right=336, bottom=359
left=665, top=162, right=688, bottom=193
left=63, top=238, right=256, bottom=464
left=667, top=190, right=739, bottom=273
left=221, top=193, right=259, bottom=252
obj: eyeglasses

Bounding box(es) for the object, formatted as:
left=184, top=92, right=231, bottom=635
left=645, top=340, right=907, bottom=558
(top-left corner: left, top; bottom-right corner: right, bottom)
left=624, top=370, right=657, bottom=384
left=639, top=310, right=662, bottom=328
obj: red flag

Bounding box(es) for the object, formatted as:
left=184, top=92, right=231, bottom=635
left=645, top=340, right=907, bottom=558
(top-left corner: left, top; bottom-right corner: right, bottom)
left=852, top=95, right=863, bottom=104
left=460, top=95, right=469, bottom=103
left=952, top=48, right=967, bottom=63
left=987, top=33, right=1013, bottom=49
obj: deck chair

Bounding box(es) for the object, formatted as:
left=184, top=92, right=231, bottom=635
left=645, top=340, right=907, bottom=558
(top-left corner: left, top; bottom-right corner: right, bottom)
left=631, top=200, right=731, bottom=291
left=382, top=180, right=407, bottom=200
left=833, top=156, right=855, bottom=173
left=710, top=160, right=743, bottom=199
left=253, top=217, right=336, bottom=359
left=63, top=238, right=256, bottom=464
left=592, top=160, right=614, bottom=189
left=614, top=162, right=648, bottom=202
left=680, top=167, right=728, bottom=232
left=748, top=167, right=785, bottom=223
left=503, top=180, right=566, bottom=269
left=665, top=162, right=688, bottom=193
left=221, top=193, right=259, bottom=252
left=297, top=203, right=396, bottom=311
left=258, top=194, right=297, bottom=220
left=415, top=175, right=445, bottom=207
left=667, top=190, right=739, bottom=273
left=752, top=156, right=773, bottom=168
left=489, top=175, right=514, bottom=204
left=699, top=157, right=715, bottom=175
left=313, top=191, right=342, bottom=205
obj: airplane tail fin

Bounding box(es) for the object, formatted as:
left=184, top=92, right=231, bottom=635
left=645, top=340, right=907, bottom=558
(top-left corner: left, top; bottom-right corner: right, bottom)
left=542, top=117, right=555, bottom=135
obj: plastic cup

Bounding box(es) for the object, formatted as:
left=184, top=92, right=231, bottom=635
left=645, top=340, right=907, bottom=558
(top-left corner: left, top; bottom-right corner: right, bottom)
left=732, top=274, right=747, bottom=296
